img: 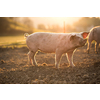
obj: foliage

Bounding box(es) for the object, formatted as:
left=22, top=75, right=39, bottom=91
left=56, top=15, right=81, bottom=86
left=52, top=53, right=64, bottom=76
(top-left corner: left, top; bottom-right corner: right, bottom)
left=21, top=17, right=34, bottom=27
left=38, top=24, right=46, bottom=30
left=1, top=17, right=100, bottom=35
left=46, top=24, right=63, bottom=33
left=0, top=17, right=33, bottom=35
left=73, top=17, right=100, bottom=31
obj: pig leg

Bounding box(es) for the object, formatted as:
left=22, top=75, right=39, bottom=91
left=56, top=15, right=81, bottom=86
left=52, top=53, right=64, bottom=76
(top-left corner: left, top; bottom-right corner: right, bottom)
left=55, top=49, right=63, bottom=69
left=87, top=39, right=92, bottom=54
left=28, top=51, right=37, bottom=66
left=95, top=42, right=99, bottom=54
left=66, top=51, right=75, bottom=67
left=27, top=51, right=32, bottom=64
left=31, top=51, right=38, bottom=66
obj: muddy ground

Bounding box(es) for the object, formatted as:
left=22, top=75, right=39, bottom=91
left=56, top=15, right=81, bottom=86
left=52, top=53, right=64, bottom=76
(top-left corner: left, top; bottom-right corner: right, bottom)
left=0, top=44, right=100, bottom=84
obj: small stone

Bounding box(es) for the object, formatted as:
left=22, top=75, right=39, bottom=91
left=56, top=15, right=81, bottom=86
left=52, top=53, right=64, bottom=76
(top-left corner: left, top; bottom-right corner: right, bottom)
left=83, top=74, right=89, bottom=79
left=49, top=80, right=55, bottom=84
left=58, top=81, right=63, bottom=84
left=1, top=60, right=5, bottom=64
left=39, top=80, right=45, bottom=84
left=62, top=63, right=67, bottom=66
left=42, top=63, right=47, bottom=66
left=63, top=80, right=67, bottom=84
left=76, top=74, right=81, bottom=77
left=92, top=73, right=96, bottom=76
left=31, top=79, right=38, bottom=84
left=54, top=81, right=58, bottom=84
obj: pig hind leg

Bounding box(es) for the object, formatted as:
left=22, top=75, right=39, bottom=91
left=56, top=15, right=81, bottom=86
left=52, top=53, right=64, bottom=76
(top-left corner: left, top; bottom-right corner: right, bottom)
left=95, top=42, right=99, bottom=54
left=31, top=51, right=38, bottom=66
left=87, top=38, right=92, bottom=54
left=28, top=51, right=32, bottom=64
left=28, top=51, right=38, bottom=66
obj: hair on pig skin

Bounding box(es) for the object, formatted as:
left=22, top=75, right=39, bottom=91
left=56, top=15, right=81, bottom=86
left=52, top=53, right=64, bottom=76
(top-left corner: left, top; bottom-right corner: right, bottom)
left=25, top=32, right=89, bottom=68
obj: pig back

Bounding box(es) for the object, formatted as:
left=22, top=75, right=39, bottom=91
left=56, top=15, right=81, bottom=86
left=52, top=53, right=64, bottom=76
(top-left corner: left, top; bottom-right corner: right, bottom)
left=89, top=26, right=100, bottom=43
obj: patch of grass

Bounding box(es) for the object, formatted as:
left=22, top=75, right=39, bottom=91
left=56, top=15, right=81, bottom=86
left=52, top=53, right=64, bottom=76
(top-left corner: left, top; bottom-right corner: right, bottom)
left=0, top=35, right=26, bottom=48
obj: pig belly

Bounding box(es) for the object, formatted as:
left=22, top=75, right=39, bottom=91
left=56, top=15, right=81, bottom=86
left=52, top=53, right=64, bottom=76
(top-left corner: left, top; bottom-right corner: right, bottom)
left=94, top=39, right=100, bottom=43
left=38, top=40, right=57, bottom=53
left=94, top=34, right=100, bottom=43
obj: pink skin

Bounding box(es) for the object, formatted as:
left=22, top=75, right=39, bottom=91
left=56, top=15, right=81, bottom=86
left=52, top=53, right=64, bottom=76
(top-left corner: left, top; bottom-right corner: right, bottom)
left=27, top=51, right=37, bottom=66
left=87, top=26, right=100, bottom=54
left=25, top=32, right=89, bottom=69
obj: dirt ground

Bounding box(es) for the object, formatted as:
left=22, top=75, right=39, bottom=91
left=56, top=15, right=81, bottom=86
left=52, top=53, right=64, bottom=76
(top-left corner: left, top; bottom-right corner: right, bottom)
left=0, top=44, right=100, bottom=84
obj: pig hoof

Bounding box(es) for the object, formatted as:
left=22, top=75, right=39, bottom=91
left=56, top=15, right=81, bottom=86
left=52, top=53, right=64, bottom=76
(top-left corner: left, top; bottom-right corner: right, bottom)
left=35, top=64, right=38, bottom=67
left=55, top=66, right=60, bottom=69
left=55, top=67, right=59, bottom=69
left=55, top=64, right=60, bottom=69
left=95, top=51, right=98, bottom=54
left=32, top=63, right=38, bottom=67
left=68, top=65, right=75, bottom=67
left=28, top=62, right=32, bottom=65
left=87, top=50, right=89, bottom=54
left=68, top=65, right=72, bottom=67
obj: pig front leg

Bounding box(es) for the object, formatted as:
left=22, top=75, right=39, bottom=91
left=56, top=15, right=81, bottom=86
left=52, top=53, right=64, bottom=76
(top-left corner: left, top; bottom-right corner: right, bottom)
left=55, top=49, right=63, bottom=69
left=66, top=51, right=75, bottom=67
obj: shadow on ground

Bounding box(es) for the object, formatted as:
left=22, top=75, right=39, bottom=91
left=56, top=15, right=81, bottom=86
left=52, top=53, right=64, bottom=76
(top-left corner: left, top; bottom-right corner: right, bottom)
left=0, top=45, right=100, bottom=84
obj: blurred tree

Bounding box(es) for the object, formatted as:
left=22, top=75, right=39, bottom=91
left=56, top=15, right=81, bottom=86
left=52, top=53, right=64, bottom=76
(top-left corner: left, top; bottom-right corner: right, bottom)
left=47, top=24, right=51, bottom=31
left=66, top=24, right=72, bottom=33
left=0, top=17, right=34, bottom=35
left=22, top=17, right=34, bottom=28
left=73, top=17, right=100, bottom=31
left=8, top=17, right=21, bottom=22
left=38, top=24, right=46, bottom=30
left=90, top=17, right=100, bottom=26
left=0, top=17, right=10, bottom=32
left=73, top=17, right=90, bottom=30
left=50, top=24, right=62, bottom=32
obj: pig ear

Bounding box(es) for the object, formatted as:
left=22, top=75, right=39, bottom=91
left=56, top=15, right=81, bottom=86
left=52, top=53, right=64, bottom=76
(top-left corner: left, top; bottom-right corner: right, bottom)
left=70, top=35, right=76, bottom=41
left=82, top=32, right=89, bottom=39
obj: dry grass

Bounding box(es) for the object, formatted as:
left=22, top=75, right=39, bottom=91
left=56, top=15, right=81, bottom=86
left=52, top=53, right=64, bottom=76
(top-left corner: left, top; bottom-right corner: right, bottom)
left=0, top=35, right=26, bottom=48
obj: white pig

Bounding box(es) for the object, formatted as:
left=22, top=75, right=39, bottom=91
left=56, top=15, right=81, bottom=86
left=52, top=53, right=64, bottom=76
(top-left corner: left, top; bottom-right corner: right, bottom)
left=24, top=32, right=89, bottom=69
left=87, top=26, right=100, bottom=54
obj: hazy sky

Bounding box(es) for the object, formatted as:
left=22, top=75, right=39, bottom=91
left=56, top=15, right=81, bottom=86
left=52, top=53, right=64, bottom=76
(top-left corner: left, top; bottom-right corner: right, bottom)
left=30, top=17, right=81, bottom=28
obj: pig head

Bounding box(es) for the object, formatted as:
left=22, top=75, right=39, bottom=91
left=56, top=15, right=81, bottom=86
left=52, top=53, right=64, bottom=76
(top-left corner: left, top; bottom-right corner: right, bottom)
left=25, top=32, right=89, bottom=69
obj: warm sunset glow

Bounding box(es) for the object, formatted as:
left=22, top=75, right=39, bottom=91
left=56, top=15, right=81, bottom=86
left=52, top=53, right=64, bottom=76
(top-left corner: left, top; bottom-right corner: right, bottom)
left=30, top=17, right=80, bottom=28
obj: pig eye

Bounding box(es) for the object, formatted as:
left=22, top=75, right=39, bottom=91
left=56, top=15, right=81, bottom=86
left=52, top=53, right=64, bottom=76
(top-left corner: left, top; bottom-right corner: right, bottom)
left=70, top=35, right=76, bottom=41
left=74, top=36, right=81, bottom=41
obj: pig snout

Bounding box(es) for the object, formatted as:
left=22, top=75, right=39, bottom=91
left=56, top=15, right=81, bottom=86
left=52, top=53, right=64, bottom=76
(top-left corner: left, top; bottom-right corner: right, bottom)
left=80, top=39, right=87, bottom=46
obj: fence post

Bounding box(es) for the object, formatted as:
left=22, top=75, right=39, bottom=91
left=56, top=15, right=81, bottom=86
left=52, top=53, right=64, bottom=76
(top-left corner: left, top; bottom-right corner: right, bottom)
left=64, top=21, right=65, bottom=33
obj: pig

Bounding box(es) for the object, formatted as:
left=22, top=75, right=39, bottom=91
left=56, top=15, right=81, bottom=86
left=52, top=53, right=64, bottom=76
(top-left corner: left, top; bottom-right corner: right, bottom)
left=24, top=32, right=89, bottom=69
left=87, top=26, right=100, bottom=54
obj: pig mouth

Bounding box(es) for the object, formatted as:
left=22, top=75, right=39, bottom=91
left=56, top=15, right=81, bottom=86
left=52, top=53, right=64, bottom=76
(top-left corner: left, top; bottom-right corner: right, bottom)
left=67, top=39, right=87, bottom=52
left=80, top=39, right=87, bottom=46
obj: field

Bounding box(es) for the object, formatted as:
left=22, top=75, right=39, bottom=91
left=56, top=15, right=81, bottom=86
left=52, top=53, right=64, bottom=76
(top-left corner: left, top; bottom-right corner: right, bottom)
left=0, top=36, right=100, bottom=84
left=0, top=35, right=26, bottom=47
